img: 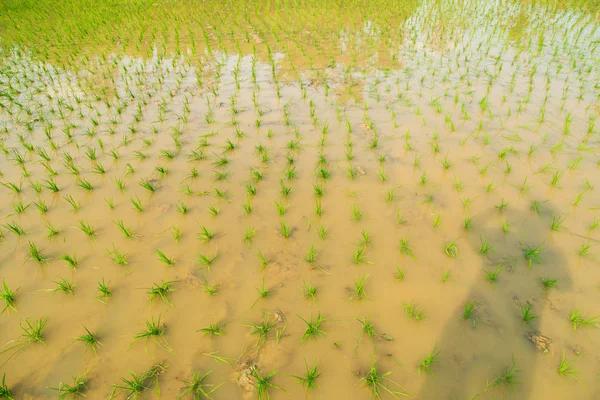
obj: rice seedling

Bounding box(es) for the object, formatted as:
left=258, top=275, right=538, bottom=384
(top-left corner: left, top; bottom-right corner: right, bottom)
left=487, top=356, right=521, bottom=391
left=522, top=242, right=544, bottom=268
left=0, top=373, right=13, bottom=399
left=247, top=316, right=276, bottom=343
left=419, top=345, right=441, bottom=376
left=208, top=203, right=220, bottom=216
left=578, top=241, right=594, bottom=258
left=463, top=301, right=477, bottom=325
left=76, top=178, right=93, bottom=191
left=78, top=220, right=96, bottom=238
left=27, top=241, right=48, bottom=263
left=19, top=317, right=48, bottom=345
left=45, top=221, right=60, bottom=238
left=113, top=363, right=167, bottom=399
left=140, top=178, right=156, bottom=192
left=43, top=178, right=60, bottom=192
left=131, top=315, right=173, bottom=354
left=444, top=241, right=458, bottom=258
left=96, top=279, right=112, bottom=302
left=540, top=277, right=557, bottom=290
left=557, top=352, right=582, bottom=383
left=114, top=220, right=137, bottom=239
left=77, top=327, right=102, bottom=354
left=130, top=195, right=144, bottom=212
left=403, top=302, right=425, bottom=321
left=0, top=281, right=16, bottom=314
left=52, top=278, right=75, bottom=295
left=298, top=313, right=326, bottom=341
left=360, top=359, right=409, bottom=398
left=60, top=253, right=78, bottom=269
left=3, top=222, right=25, bottom=236
left=251, top=366, right=284, bottom=400
left=148, top=280, right=177, bottom=306
left=63, top=194, right=80, bottom=211
left=290, top=360, right=320, bottom=395
left=569, top=310, right=599, bottom=330
left=485, top=266, right=503, bottom=283
left=244, top=226, right=255, bottom=245
left=197, top=226, right=214, bottom=242
left=280, top=221, right=291, bottom=238
left=178, top=370, right=223, bottom=399
left=50, top=372, right=88, bottom=399
left=107, top=245, right=128, bottom=266
left=351, top=274, right=369, bottom=300
left=521, top=304, right=537, bottom=324
left=198, top=322, right=224, bottom=337
left=198, top=252, right=219, bottom=270
left=399, top=238, right=415, bottom=258
left=258, top=250, right=270, bottom=270
left=352, top=204, right=363, bottom=221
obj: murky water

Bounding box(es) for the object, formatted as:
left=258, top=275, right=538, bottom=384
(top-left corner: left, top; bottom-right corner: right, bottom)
left=1, top=0, right=600, bottom=398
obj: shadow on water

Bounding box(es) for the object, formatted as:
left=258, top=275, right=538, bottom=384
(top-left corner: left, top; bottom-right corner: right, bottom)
left=418, top=201, right=572, bottom=400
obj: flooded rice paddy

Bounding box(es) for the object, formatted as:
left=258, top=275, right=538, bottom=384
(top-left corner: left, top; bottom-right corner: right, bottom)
left=1, top=0, right=600, bottom=398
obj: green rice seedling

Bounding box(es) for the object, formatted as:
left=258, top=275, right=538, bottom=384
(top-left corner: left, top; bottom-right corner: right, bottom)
left=244, top=226, right=255, bottom=245
left=3, top=222, right=25, bottom=236
left=20, top=317, right=48, bottom=345
left=290, top=360, right=320, bottom=395
left=441, top=270, right=451, bottom=283
left=419, top=345, right=441, bottom=376
left=589, top=217, right=600, bottom=231
left=274, top=201, right=288, bottom=215
left=171, top=226, right=181, bottom=242
left=0, top=373, right=13, bottom=399
left=313, top=184, right=323, bottom=197
left=487, top=356, right=521, bottom=391
left=56, top=373, right=90, bottom=399
left=148, top=280, right=176, bottom=306
left=352, top=205, right=363, bottom=221
left=403, top=302, right=425, bottom=321
left=198, top=252, right=219, bottom=270
left=305, top=244, right=317, bottom=263
left=395, top=267, right=405, bottom=281
left=357, top=317, right=377, bottom=342
left=485, top=266, right=503, bottom=283
left=280, top=181, right=292, bottom=197
left=53, top=278, right=75, bottom=295
left=105, top=197, right=115, bottom=209
left=522, top=242, right=544, bottom=268
left=359, top=230, right=371, bottom=246
left=208, top=203, right=220, bottom=216
left=140, top=178, right=156, bottom=192
left=569, top=310, right=599, bottom=330
left=495, top=198, right=508, bottom=212
left=521, top=304, right=537, bottom=324
left=317, top=168, right=331, bottom=180
left=444, top=241, right=458, bottom=258
left=479, top=237, right=494, bottom=254
left=176, top=202, right=188, bottom=215
left=78, top=220, right=96, bottom=238
left=557, top=352, right=582, bottom=383
left=241, top=199, right=252, bottom=215
left=540, top=277, right=557, bottom=290
left=76, top=178, right=93, bottom=192
left=0, top=281, right=16, bottom=314
left=107, top=245, right=128, bottom=266
left=280, top=221, right=291, bottom=238
left=198, top=322, right=224, bottom=337
left=96, top=279, right=112, bottom=302
left=530, top=200, right=544, bottom=215
left=245, top=182, right=257, bottom=197
left=155, top=166, right=168, bottom=177
left=64, top=195, right=80, bottom=211
left=551, top=215, right=566, bottom=231
left=197, top=226, right=214, bottom=243
left=1, top=181, right=22, bottom=194
left=43, top=178, right=60, bottom=192
left=502, top=219, right=510, bottom=233
left=77, top=327, right=102, bottom=354
left=353, top=247, right=367, bottom=264
left=114, top=220, right=137, bottom=239
left=131, top=315, right=173, bottom=354
left=302, top=282, right=317, bottom=302
left=551, top=169, right=565, bottom=187
left=463, top=301, right=477, bottom=324
left=351, top=274, right=369, bottom=300
left=251, top=366, right=283, bottom=400
left=213, top=188, right=228, bottom=200
left=433, top=214, right=441, bottom=228
left=12, top=201, right=29, bottom=215
left=130, top=196, right=144, bottom=212
left=28, top=241, right=47, bottom=263
left=578, top=242, right=594, bottom=258
left=399, top=238, right=415, bottom=258
left=299, top=313, right=326, bottom=341
left=258, top=250, right=270, bottom=270
left=113, top=363, right=168, bottom=399
left=247, top=316, right=276, bottom=343
left=34, top=200, right=48, bottom=213
left=360, top=359, right=409, bottom=399
left=45, top=222, right=59, bottom=238
left=252, top=280, right=271, bottom=309
left=178, top=370, right=223, bottom=399
left=60, top=253, right=78, bottom=270
left=29, top=181, right=42, bottom=194
left=114, top=178, right=125, bottom=192
left=285, top=166, right=297, bottom=181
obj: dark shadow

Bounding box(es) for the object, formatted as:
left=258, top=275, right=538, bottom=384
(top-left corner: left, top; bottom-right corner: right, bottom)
left=418, top=201, right=572, bottom=399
